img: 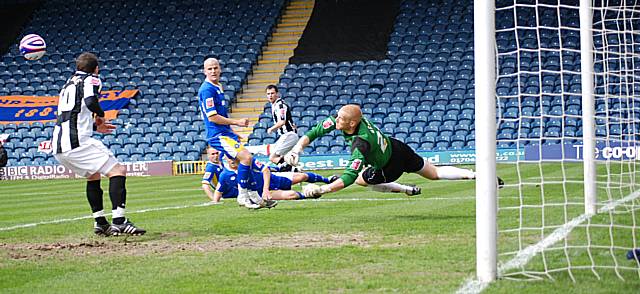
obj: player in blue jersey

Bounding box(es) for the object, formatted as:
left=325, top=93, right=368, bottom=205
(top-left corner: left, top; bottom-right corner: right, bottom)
left=219, top=156, right=338, bottom=203
left=201, top=147, right=225, bottom=202
left=214, top=168, right=240, bottom=201
left=198, top=58, right=273, bottom=209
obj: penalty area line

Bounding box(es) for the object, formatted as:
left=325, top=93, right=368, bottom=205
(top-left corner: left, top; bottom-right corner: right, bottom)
left=0, top=196, right=475, bottom=232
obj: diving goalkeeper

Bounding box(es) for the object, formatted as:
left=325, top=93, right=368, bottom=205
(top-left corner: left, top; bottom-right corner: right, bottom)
left=285, top=104, right=503, bottom=198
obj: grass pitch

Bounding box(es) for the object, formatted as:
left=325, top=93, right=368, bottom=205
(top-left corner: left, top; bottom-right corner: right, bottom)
left=0, top=165, right=638, bottom=293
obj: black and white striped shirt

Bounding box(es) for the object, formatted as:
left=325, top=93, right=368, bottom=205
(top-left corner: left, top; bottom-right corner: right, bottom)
left=270, top=98, right=296, bottom=136
left=52, top=71, right=103, bottom=154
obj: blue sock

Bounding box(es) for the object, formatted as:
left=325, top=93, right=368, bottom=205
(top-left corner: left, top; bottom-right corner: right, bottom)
left=296, top=191, right=305, bottom=199
left=305, top=172, right=330, bottom=183
left=268, top=165, right=280, bottom=172
left=237, top=163, right=251, bottom=189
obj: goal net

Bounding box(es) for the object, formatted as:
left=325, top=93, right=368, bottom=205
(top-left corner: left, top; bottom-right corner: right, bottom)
left=493, top=0, right=640, bottom=281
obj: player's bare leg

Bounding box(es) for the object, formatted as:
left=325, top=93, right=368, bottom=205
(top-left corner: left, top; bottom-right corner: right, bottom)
left=269, top=152, right=282, bottom=165
left=269, top=190, right=303, bottom=200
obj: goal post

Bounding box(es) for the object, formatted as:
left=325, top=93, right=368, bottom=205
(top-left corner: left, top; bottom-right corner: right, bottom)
left=474, top=0, right=498, bottom=283
left=580, top=0, right=597, bottom=215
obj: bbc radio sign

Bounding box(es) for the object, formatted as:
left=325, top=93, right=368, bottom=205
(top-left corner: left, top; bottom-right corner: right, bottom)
left=524, top=143, right=640, bottom=161
left=0, top=161, right=173, bottom=180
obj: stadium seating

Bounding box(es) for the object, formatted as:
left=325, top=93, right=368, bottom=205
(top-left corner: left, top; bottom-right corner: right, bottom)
left=0, top=0, right=284, bottom=165
left=0, top=0, right=617, bottom=166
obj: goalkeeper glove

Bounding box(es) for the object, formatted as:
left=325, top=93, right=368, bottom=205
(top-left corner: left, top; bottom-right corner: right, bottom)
left=285, top=144, right=304, bottom=166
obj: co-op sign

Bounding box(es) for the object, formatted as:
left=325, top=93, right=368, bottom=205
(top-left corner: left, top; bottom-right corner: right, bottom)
left=524, top=143, right=640, bottom=161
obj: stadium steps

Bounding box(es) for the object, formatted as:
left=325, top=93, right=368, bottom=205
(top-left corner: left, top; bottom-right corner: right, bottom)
left=229, top=0, right=314, bottom=139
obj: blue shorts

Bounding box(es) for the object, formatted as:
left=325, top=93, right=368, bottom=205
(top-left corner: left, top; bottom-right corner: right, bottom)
left=269, top=173, right=293, bottom=191
left=208, top=135, right=244, bottom=160
left=254, top=173, right=293, bottom=197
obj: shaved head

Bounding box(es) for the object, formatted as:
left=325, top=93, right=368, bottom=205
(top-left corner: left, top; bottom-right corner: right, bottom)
left=339, top=104, right=362, bottom=122
left=203, top=58, right=221, bottom=84
left=336, top=104, right=363, bottom=134
left=204, top=58, right=219, bottom=67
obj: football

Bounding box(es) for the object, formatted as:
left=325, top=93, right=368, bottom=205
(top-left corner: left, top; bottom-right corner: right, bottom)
left=19, top=34, right=46, bottom=60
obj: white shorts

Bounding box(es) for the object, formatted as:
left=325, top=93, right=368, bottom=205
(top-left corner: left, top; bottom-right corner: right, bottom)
left=271, top=132, right=299, bottom=156
left=53, top=138, right=119, bottom=178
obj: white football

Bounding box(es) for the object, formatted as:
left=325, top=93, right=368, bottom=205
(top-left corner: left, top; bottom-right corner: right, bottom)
left=19, top=34, right=46, bottom=60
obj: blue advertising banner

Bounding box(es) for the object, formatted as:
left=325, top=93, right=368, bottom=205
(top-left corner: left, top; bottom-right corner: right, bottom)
left=254, top=149, right=523, bottom=170
left=0, top=90, right=137, bottom=123
left=524, top=142, right=640, bottom=161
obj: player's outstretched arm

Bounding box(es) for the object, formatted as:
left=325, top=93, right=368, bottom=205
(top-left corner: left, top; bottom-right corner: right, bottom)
left=304, top=178, right=346, bottom=198
left=267, top=119, right=286, bottom=134
left=209, top=114, right=248, bottom=127
left=202, top=184, right=218, bottom=202
left=261, top=166, right=272, bottom=200
left=285, top=135, right=310, bottom=165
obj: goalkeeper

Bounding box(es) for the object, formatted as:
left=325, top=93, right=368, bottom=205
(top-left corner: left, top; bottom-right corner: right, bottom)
left=286, top=104, right=498, bottom=198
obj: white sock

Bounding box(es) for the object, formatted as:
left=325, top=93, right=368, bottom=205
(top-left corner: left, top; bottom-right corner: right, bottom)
left=247, top=191, right=263, bottom=205
left=436, top=166, right=476, bottom=180
left=112, top=207, right=126, bottom=219
left=370, top=182, right=412, bottom=193
left=237, top=187, right=249, bottom=205
left=92, top=210, right=105, bottom=218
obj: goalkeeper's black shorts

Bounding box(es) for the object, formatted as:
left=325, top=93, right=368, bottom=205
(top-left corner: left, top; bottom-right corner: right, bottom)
left=362, top=137, right=424, bottom=185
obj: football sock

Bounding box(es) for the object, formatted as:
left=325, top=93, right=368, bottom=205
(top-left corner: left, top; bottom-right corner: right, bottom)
left=370, top=182, right=412, bottom=193
left=268, top=165, right=281, bottom=172
left=436, top=166, right=476, bottom=180
left=296, top=191, right=305, bottom=199
left=109, top=176, right=127, bottom=225
left=112, top=208, right=126, bottom=225
left=93, top=211, right=108, bottom=225
left=237, top=163, right=251, bottom=189
left=86, top=180, right=108, bottom=225
left=305, top=172, right=330, bottom=183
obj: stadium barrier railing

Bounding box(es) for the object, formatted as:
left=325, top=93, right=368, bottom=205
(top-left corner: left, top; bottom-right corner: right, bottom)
left=172, top=161, right=207, bottom=175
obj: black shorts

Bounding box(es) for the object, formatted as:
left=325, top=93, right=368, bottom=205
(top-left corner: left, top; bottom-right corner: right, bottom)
left=361, top=138, right=425, bottom=185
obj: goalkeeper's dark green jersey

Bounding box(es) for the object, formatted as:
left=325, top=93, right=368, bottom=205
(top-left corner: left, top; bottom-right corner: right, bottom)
left=305, top=116, right=392, bottom=186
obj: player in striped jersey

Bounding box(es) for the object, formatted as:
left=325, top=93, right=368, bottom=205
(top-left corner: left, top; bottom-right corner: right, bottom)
left=244, top=85, right=300, bottom=172
left=285, top=104, right=501, bottom=198
left=51, top=52, right=145, bottom=236
left=264, top=85, right=299, bottom=171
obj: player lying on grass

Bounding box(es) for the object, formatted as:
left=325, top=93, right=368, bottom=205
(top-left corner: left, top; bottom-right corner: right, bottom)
left=208, top=155, right=338, bottom=205
left=285, top=104, right=504, bottom=198
left=201, top=147, right=226, bottom=203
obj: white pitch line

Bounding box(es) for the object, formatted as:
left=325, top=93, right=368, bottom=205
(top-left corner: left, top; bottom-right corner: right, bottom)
left=456, top=190, right=640, bottom=294
left=0, top=202, right=212, bottom=232
left=0, top=196, right=476, bottom=232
